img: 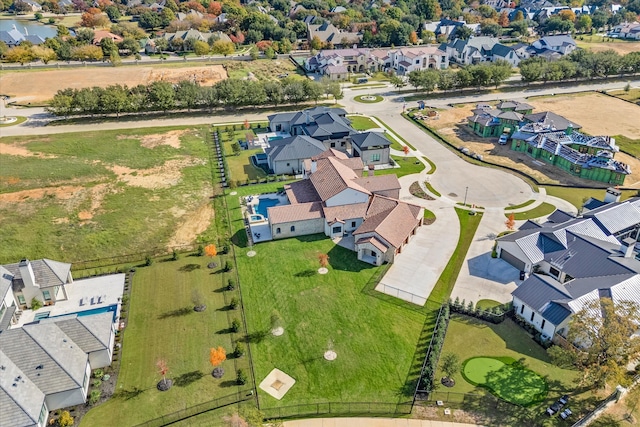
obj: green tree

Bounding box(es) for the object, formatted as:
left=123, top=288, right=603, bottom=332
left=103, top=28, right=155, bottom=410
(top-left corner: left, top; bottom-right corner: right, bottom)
left=440, top=352, right=460, bottom=381
left=489, top=60, right=512, bottom=88
left=100, top=37, right=118, bottom=58
left=175, top=80, right=200, bottom=111
left=575, top=15, right=592, bottom=33
left=193, top=40, right=210, bottom=56
left=99, top=85, right=129, bottom=117
left=456, top=26, right=473, bottom=40
left=4, top=46, right=35, bottom=65
left=118, top=37, right=140, bottom=56
left=211, top=40, right=234, bottom=55
left=390, top=75, right=406, bottom=92
left=105, top=5, right=121, bottom=22
left=47, top=92, right=74, bottom=116
left=148, top=81, right=175, bottom=111
left=416, top=0, right=442, bottom=20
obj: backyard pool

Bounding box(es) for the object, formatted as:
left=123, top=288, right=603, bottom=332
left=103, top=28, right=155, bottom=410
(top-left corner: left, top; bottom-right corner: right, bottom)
left=268, top=136, right=284, bottom=142
left=255, top=197, right=282, bottom=217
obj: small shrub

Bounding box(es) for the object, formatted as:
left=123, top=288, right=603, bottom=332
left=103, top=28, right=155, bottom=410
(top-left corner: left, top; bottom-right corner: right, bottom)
left=171, top=250, right=179, bottom=261
left=229, top=297, right=239, bottom=310
left=57, top=411, right=74, bottom=427
left=196, top=245, right=204, bottom=256
left=88, top=390, right=101, bottom=405
left=93, top=369, right=104, bottom=379
left=30, top=298, right=43, bottom=311
left=227, top=279, right=236, bottom=290
left=92, top=379, right=102, bottom=388
left=231, top=318, right=241, bottom=332
left=234, top=342, right=245, bottom=357
left=236, top=368, right=247, bottom=385
left=145, top=256, right=153, bottom=266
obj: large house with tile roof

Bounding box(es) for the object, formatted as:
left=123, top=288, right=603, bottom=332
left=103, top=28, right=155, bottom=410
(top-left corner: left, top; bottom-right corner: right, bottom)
left=265, top=135, right=327, bottom=175
left=350, top=131, right=391, bottom=166
left=0, top=312, right=116, bottom=427
left=266, top=150, right=422, bottom=265
left=307, top=22, right=362, bottom=48
left=497, top=199, right=640, bottom=339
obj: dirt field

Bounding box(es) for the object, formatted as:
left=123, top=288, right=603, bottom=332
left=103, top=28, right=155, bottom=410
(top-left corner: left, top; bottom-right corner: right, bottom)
left=575, top=38, right=640, bottom=55
left=528, top=92, right=640, bottom=139
left=0, top=65, right=227, bottom=103
left=427, top=98, right=640, bottom=187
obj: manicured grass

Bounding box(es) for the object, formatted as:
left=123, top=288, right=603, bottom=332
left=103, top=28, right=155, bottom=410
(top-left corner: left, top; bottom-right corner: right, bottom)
left=0, top=126, right=213, bottom=264
left=608, top=88, right=640, bottom=103
left=461, top=356, right=547, bottom=406
left=347, top=115, right=379, bottom=130
left=427, top=209, right=482, bottom=309
left=506, top=202, right=556, bottom=220
left=424, top=182, right=441, bottom=197
left=476, top=299, right=501, bottom=310
left=373, top=117, right=417, bottom=151
left=432, top=316, right=587, bottom=426
left=543, top=186, right=637, bottom=210
left=613, top=134, right=640, bottom=158
left=504, top=199, right=535, bottom=210
left=376, top=156, right=425, bottom=178
left=80, top=256, right=251, bottom=426
left=352, top=85, right=386, bottom=91
left=0, top=116, right=27, bottom=127
left=226, top=185, right=426, bottom=407
left=215, top=128, right=268, bottom=183
left=424, top=209, right=436, bottom=225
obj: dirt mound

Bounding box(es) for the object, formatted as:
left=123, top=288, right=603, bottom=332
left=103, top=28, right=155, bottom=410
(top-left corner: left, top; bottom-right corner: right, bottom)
left=108, top=157, right=206, bottom=189
left=117, top=130, right=187, bottom=149
left=168, top=201, right=214, bottom=248
left=0, top=186, right=83, bottom=204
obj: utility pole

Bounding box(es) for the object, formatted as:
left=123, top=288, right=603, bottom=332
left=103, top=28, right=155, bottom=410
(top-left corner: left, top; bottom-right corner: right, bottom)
left=463, top=186, right=469, bottom=207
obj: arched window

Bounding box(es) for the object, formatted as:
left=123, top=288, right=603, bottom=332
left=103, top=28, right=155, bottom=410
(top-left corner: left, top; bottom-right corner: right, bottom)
left=290, top=225, right=295, bottom=232
left=276, top=228, right=281, bottom=234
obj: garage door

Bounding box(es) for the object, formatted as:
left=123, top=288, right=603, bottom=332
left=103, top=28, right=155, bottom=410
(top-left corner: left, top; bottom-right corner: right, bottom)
left=500, top=250, right=525, bottom=271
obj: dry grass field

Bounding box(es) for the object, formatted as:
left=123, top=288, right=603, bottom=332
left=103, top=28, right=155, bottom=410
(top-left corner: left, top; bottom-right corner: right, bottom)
left=575, top=36, right=640, bottom=55
left=426, top=93, right=640, bottom=187
left=0, top=65, right=227, bottom=103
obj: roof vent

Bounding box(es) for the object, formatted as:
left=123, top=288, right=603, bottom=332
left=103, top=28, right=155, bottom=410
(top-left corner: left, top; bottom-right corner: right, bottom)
left=36, top=364, right=43, bottom=370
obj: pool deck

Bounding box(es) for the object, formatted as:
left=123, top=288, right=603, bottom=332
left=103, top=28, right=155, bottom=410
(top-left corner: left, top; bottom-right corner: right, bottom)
left=16, top=274, right=125, bottom=327
left=245, top=193, right=290, bottom=243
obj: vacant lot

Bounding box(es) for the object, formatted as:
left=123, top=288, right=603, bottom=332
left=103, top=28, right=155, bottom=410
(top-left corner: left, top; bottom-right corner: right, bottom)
left=224, top=59, right=302, bottom=81
left=0, top=126, right=215, bottom=264
left=0, top=64, right=227, bottom=103
left=575, top=36, right=640, bottom=55
left=528, top=92, right=640, bottom=140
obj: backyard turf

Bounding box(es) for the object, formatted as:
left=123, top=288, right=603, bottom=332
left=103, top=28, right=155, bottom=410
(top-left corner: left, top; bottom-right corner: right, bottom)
left=461, top=356, right=547, bottom=406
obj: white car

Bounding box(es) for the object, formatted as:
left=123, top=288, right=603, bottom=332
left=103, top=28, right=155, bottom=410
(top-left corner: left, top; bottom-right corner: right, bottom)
left=499, top=134, right=509, bottom=145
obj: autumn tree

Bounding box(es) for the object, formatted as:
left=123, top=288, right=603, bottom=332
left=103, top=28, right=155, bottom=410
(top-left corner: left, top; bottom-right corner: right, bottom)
left=31, top=46, right=57, bottom=64
left=208, top=1, right=222, bottom=15
left=403, top=145, right=410, bottom=156
left=204, top=244, right=217, bottom=258
left=243, top=119, right=250, bottom=130
left=80, top=8, right=109, bottom=28
left=549, top=299, right=640, bottom=389
left=210, top=346, right=227, bottom=378
left=498, top=11, right=510, bottom=27
left=318, top=253, right=329, bottom=269
left=409, top=31, right=418, bottom=45
left=505, top=212, right=515, bottom=230
left=211, top=40, right=234, bottom=56
left=559, top=9, right=576, bottom=22
left=4, top=46, right=35, bottom=65
left=156, top=359, right=172, bottom=390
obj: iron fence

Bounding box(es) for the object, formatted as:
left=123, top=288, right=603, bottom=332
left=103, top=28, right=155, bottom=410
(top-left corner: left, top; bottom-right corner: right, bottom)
left=262, top=401, right=412, bottom=420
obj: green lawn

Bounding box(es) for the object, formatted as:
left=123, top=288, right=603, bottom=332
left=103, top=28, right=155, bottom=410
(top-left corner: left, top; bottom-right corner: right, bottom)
left=373, top=117, right=417, bottom=151
left=0, top=116, right=27, bottom=127
left=461, top=356, right=547, bottom=406
left=476, top=299, right=501, bottom=310
left=0, top=126, right=213, bottom=264
left=80, top=256, right=251, bottom=426
left=613, top=134, right=640, bottom=158
left=347, top=115, right=379, bottom=130
left=226, top=185, right=426, bottom=407
left=504, top=199, right=535, bottom=210
left=377, top=156, right=425, bottom=178
left=543, top=186, right=638, bottom=210
left=608, top=88, right=640, bottom=103
left=215, top=127, right=268, bottom=183
left=507, top=202, right=556, bottom=220
left=432, top=316, right=592, bottom=426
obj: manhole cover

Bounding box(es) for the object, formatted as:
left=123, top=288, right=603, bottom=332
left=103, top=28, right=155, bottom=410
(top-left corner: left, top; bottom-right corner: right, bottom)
left=448, top=193, right=458, bottom=197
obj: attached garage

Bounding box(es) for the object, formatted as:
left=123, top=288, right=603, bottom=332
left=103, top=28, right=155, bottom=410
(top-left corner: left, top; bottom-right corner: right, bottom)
left=500, top=249, right=526, bottom=271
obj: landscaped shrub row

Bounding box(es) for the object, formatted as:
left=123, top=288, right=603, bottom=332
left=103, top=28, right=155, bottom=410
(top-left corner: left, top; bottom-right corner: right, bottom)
left=417, top=304, right=450, bottom=394
left=512, top=315, right=553, bottom=349
left=449, top=298, right=512, bottom=324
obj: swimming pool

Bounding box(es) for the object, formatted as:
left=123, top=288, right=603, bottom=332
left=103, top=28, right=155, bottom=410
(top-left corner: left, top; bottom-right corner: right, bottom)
left=52, top=304, right=119, bottom=323
left=268, top=136, right=284, bottom=142
left=255, top=197, right=281, bottom=217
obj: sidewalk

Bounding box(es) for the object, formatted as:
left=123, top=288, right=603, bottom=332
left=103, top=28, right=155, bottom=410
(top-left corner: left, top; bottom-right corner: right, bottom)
left=284, top=418, right=483, bottom=427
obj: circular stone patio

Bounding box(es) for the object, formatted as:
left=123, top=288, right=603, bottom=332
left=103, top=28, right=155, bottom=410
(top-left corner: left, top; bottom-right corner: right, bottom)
left=354, top=95, right=384, bottom=103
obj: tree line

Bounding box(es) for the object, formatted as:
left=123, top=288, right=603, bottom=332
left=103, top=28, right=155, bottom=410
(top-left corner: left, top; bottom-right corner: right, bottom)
left=46, top=77, right=342, bottom=117
left=520, top=50, right=640, bottom=83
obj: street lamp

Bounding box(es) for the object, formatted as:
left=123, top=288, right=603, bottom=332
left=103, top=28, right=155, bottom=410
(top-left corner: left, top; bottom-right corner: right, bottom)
left=463, top=186, right=469, bottom=207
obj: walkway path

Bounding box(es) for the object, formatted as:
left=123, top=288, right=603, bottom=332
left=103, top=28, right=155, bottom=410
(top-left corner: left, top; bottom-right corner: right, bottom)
left=284, top=417, right=483, bottom=427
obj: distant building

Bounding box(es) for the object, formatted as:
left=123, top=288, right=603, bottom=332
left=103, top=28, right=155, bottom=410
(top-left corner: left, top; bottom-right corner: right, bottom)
left=608, top=22, right=640, bottom=40
left=0, top=26, right=45, bottom=47
left=530, top=35, right=577, bottom=56
left=307, top=21, right=362, bottom=47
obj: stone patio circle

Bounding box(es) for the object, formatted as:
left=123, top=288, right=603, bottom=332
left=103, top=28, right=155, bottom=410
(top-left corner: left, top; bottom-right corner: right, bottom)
left=247, top=250, right=256, bottom=257
left=272, top=326, right=284, bottom=336
left=318, top=267, right=328, bottom=274
left=230, top=191, right=238, bottom=195
left=259, top=368, right=296, bottom=400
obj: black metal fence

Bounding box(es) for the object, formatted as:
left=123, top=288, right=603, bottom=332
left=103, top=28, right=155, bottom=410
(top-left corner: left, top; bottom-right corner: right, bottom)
left=262, top=401, right=412, bottom=420
left=413, top=303, right=450, bottom=401
left=134, top=390, right=254, bottom=427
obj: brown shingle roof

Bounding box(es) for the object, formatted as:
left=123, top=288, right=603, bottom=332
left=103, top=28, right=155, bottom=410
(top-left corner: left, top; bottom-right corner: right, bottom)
left=323, top=202, right=369, bottom=222
left=312, top=148, right=349, bottom=161
left=268, top=202, right=324, bottom=224
left=354, top=175, right=400, bottom=193
left=285, top=180, right=321, bottom=204
left=356, top=236, right=389, bottom=252
left=310, top=157, right=370, bottom=201
left=355, top=196, right=423, bottom=248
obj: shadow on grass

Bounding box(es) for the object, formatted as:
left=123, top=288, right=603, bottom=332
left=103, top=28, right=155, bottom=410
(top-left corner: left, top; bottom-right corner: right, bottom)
left=157, top=307, right=193, bottom=319
left=220, top=380, right=240, bottom=388
left=216, top=327, right=234, bottom=335
left=244, top=330, right=269, bottom=344
left=179, top=263, right=202, bottom=272
left=294, top=269, right=316, bottom=277
left=232, top=229, right=249, bottom=248
left=174, top=370, right=205, bottom=387
left=327, top=244, right=375, bottom=273
left=214, top=286, right=228, bottom=293
left=113, top=387, right=145, bottom=401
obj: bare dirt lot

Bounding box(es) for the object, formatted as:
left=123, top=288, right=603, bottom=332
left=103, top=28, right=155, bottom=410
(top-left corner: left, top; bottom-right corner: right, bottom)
left=576, top=38, right=640, bottom=55
left=0, top=65, right=227, bottom=103
left=528, top=92, right=640, bottom=139
left=427, top=95, right=640, bottom=187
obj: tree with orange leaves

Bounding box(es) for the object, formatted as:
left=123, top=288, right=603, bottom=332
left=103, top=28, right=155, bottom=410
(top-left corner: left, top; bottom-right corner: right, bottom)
left=204, top=244, right=217, bottom=258
left=243, top=119, right=250, bottom=130
left=318, top=253, right=329, bottom=269
left=403, top=145, right=410, bottom=156
left=156, top=359, right=172, bottom=390
left=409, top=31, right=418, bottom=45
left=210, top=347, right=226, bottom=378
left=505, top=212, right=516, bottom=230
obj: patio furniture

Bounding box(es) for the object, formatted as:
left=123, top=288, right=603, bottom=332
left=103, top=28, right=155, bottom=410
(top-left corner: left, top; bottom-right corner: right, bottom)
left=560, top=408, right=572, bottom=420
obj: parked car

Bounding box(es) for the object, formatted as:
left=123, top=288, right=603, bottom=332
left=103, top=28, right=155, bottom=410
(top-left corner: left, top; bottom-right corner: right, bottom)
left=499, top=134, right=509, bottom=145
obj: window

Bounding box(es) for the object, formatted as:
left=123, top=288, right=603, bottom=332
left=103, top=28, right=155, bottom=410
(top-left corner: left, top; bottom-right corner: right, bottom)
left=530, top=312, right=535, bottom=321
left=290, top=226, right=295, bottom=232
left=549, top=266, right=560, bottom=278
left=275, top=124, right=282, bottom=131
left=0, top=303, right=5, bottom=322
left=541, top=319, right=546, bottom=330
left=370, top=250, right=376, bottom=256
left=332, top=226, right=341, bottom=233
left=286, top=163, right=290, bottom=167
left=371, top=153, right=380, bottom=162
left=351, top=221, right=356, bottom=228
left=17, top=294, right=26, bottom=305
left=42, top=290, right=51, bottom=301
left=331, top=142, right=336, bottom=148
left=276, top=228, right=281, bottom=234
left=38, top=404, right=47, bottom=426
left=520, top=304, right=525, bottom=314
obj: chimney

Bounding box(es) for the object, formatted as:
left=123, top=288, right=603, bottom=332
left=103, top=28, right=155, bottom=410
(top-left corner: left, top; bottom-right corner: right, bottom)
left=24, top=27, right=28, bottom=36
left=621, top=237, right=635, bottom=258
left=604, top=187, right=622, bottom=203
left=368, top=164, right=375, bottom=177
left=310, top=160, right=317, bottom=173
left=305, top=110, right=310, bottom=125
left=18, top=259, right=37, bottom=289
left=565, top=124, right=573, bottom=135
